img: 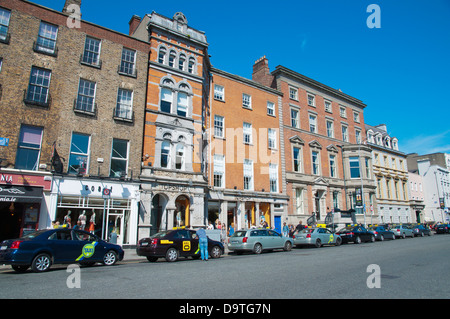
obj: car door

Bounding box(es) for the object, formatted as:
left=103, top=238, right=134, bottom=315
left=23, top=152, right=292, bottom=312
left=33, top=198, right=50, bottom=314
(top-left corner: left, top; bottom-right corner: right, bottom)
left=72, top=229, right=103, bottom=262
left=47, top=229, right=80, bottom=263
left=323, top=228, right=334, bottom=244
left=174, top=230, right=192, bottom=257
left=188, top=230, right=200, bottom=257
left=268, top=230, right=282, bottom=248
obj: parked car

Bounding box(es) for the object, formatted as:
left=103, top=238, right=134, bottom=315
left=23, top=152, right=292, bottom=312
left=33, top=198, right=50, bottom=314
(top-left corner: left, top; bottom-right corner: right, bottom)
left=412, top=224, right=431, bottom=237
left=391, top=225, right=414, bottom=238
left=435, top=223, right=450, bottom=234
left=0, top=228, right=124, bottom=273
left=336, top=225, right=375, bottom=244
left=368, top=225, right=395, bottom=241
left=137, top=228, right=224, bottom=262
left=228, top=228, right=293, bottom=254
left=293, top=227, right=342, bottom=248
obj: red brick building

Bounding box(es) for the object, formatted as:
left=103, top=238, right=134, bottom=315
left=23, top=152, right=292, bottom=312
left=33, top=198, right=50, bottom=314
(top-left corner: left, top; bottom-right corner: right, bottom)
left=253, top=57, right=376, bottom=226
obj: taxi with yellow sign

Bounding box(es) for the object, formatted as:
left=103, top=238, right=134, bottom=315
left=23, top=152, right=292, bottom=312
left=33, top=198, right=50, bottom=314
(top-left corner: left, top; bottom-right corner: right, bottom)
left=0, top=228, right=124, bottom=272
left=137, top=228, right=224, bottom=262
left=293, top=225, right=342, bottom=248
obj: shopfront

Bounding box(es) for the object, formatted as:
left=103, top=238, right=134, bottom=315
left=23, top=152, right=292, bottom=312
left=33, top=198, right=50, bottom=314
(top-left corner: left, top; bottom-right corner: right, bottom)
left=0, top=171, right=52, bottom=242
left=50, top=176, right=140, bottom=246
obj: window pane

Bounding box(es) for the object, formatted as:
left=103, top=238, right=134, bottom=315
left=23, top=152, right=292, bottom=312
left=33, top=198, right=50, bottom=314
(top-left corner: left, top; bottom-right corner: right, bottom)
left=15, top=125, right=43, bottom=170
left=68, top=133, right=90, bottom=174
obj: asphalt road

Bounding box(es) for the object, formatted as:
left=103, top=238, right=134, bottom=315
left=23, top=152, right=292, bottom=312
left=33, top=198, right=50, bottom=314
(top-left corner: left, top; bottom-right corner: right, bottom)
left=1, top=233, right=449, bottom=300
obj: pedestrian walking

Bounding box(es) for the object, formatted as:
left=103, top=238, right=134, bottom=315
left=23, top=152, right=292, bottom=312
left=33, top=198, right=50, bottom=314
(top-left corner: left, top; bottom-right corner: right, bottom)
left=196, top=227, right=209, bottom=261
left=282, top=222, right=289, bottom=237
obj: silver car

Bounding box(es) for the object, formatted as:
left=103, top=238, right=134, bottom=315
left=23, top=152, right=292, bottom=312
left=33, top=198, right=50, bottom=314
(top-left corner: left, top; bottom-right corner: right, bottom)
left=228, top=228, right=293, bottom=254
left=391, top=225, right=414, bottom=238
left=293, top=227, right=342, bottom=248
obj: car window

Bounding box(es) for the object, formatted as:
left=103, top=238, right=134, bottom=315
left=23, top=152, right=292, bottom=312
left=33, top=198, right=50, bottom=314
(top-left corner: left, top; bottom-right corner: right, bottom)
left=268, top=230, right=280, bottom=237
left=173, top=230, right=189, bottom=239
left=48, top=230, right=72, bottom=240
left=232, top=231, right=248, bottom=237
left=73, top=230, right=97, bottom=242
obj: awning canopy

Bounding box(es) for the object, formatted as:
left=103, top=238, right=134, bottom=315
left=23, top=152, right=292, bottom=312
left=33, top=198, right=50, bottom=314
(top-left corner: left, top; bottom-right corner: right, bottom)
left=0, top=185, right=43, bottom=203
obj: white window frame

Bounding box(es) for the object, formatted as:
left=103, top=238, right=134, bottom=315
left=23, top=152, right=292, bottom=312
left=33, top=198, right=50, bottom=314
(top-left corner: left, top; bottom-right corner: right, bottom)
left=307, top=93, right=315, bottom=107
left=267, top=101, right=275, bottom=116
left=243, top=122, right=252, bottom=144
left=326, top=120, right=334, bottom=138
left=214, top=84, right=225, bottom=101
left=213, top=154, right=225, bottom=188
left=291, top=108, right=299, bottom=128
left=214, top=115, right=224, bottom=138
left=268, top=129, right=277, bottom=149
left=309, top=114, right=317, bottom=133
left=269, top=164, right=278, bottom=193
left=242, top=93, right=252, bottom=109
left=243, top=159, right=254, bottom=190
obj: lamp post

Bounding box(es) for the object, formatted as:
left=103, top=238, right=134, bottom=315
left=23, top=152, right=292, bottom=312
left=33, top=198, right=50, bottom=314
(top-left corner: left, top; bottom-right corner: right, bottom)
left=358, top=138, right=368, bottom=227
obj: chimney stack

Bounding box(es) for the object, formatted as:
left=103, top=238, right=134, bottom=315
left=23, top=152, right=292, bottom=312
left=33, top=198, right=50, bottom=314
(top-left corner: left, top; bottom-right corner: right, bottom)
left=252, top=56, right=274, bottom=88
left=129, top=15, right=142, bottom=36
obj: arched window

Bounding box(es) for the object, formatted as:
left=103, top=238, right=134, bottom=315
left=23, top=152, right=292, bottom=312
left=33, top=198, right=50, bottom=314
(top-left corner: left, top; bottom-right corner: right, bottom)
left=160, top=88, right=172, bottom=113
left=188, top=57, right=196, bottom=74
left=158, top=47, right=166, bottom=64
left=177, top=92, right=188, bottom=117
left=178, top=54, right=186, bottom=71
left=161, top=141, right=171, bottom=168
left=175, top=143, right=185, bottom=170
left=168, top=50, right=176, bottom=67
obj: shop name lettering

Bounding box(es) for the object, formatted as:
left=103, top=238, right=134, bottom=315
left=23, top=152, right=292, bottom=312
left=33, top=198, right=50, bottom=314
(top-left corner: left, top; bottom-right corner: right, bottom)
left=162, top=185, right=188, bottom=192
left=0, top=174, right=13, bottom=183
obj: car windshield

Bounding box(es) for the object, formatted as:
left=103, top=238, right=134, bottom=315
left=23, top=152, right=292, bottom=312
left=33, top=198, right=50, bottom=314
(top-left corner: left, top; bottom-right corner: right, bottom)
left=231, top=231, right=248, bottom=238
left=151, top=230, right=171, bottom=238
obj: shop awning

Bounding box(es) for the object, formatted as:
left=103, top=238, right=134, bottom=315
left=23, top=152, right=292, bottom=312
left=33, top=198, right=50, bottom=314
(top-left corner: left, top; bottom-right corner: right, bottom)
left=0, top=185, right=43, bottom=203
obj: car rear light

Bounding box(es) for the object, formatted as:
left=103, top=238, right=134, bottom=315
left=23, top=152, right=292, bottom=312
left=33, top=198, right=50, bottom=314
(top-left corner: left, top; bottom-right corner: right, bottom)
left=292, top=235, right=296, bottom=239
left=306, top=234, right=311, bottom=238
left=373, top=231, right=378, bottom=235
left=243, top=237, right=248, bottom=243
left=10, top=241, right=22, bottom=249
left=151, top=238, right=158, bottom=245
left=348, top=232, right=354, bottom=236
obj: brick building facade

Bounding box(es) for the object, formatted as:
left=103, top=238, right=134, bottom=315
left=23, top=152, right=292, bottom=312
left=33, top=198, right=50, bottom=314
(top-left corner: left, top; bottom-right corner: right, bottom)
left=252, top=58, right=376, bottom=226
left=207, top=66, right=288, bottom=232
left=0, top=0, right=150, bottom=244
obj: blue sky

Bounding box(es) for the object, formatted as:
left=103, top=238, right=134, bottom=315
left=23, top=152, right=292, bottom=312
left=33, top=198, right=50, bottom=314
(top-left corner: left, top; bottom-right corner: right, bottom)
left=34, top=0, right=450, bottom=155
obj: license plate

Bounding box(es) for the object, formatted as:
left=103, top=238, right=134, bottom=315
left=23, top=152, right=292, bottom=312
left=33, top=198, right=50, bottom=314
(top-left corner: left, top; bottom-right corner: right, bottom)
left=140, top=242, right=149, bottom=246
left=0, top=246, right=7, bottom=250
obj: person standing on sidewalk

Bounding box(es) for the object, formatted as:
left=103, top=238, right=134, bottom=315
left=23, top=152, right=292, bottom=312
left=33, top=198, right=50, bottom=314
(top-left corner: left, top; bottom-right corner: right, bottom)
left=196, top=227, right=209, bottom=261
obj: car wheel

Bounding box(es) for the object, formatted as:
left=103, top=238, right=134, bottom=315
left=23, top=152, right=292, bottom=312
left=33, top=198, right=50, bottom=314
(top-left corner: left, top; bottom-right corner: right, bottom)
left=253, top=243, right=263, bottom=254
left=379, top=235, right=384, bottom=241
left=335, top=237, right=342, bottom=246
left=210, top=246, right=222, bottom=258
left=146, top=256, right=158, bottom=262
left=370, top=235, right=375, bottom=243
left=12, top=265, right=29, bottom=273
left=354, top=236, right=361, bottom=244
left=103, top=250, right=118, bottom=266
left=402, top=233, right=406, bottom=239
left=31, top=253, right=52, bottom=272
left=315, top=239, right=322, bottom=248
left=165, top=247, right=179, bottom=262
left=420, top=232, right=424, bottom=237
left=284, top=241, right=292, bottom=251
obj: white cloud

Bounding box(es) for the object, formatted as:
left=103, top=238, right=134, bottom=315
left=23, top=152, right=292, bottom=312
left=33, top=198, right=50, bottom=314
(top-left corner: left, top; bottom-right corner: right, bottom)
left=401, top=130, right=450, bottom=155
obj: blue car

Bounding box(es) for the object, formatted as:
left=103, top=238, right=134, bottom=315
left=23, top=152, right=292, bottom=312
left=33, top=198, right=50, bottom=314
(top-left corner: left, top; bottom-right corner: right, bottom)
left=0, top=228, right=124, bottom=273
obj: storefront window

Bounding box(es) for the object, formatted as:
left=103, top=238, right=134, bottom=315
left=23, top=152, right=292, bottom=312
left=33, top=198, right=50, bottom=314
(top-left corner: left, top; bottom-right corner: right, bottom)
left=56, top=196, right=132, bottom=244
left=174, top=195, right=189, bottom=228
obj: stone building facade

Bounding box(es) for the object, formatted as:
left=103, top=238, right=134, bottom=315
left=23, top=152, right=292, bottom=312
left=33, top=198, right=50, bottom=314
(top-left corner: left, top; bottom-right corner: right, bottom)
left=129, top=12, right=210, bottom=237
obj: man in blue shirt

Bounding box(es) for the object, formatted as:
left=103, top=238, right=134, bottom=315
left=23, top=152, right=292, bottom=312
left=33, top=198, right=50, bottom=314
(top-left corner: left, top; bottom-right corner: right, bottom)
left=196, top=227, right=208, bottom=261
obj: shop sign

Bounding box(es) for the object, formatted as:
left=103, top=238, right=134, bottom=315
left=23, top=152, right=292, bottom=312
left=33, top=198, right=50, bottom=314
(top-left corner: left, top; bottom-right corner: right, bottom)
left=0, top=173, right=51, bottom=191
left=0, top=185, right=43, bottom=202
